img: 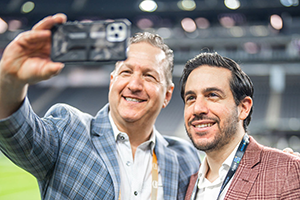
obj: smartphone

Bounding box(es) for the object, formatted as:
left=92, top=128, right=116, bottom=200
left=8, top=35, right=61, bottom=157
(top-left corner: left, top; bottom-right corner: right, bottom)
left=51, top=19, right=131, bottom=64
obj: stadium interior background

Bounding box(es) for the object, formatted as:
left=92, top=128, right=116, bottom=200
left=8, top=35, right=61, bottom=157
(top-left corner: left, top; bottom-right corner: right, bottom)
left=1, top=0, right=300, bottom=153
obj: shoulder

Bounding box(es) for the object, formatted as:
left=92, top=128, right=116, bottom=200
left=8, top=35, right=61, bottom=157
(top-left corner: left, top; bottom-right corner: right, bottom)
left=248, top=136, right=300, bottom=168
left=43, top=103, right=93, bottom=129
left=262, top=144, right=300, bottom=166
left=45, top=103, right=92, bottom=119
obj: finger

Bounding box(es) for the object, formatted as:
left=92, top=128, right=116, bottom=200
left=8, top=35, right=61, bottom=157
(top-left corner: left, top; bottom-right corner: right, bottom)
left=16, top=30, right=51, bottom=45
left=26, top=61, right=65, bottom=83
left=283, top=147, right=294, bottom=154
left=42, top=62, right=65, bottom=79
left=33, top=13, right=67, bottom=31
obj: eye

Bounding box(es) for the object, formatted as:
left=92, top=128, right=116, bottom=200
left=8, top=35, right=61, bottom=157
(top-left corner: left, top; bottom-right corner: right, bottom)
left=119, top=69, right=131, bottom=75
left=144, top=73, right=158, bottom=81
left=185, top=95, right=195, bottom=103
left=209, top=92, right=219, bottom=97
left=206, top=92, right=221, bottom=100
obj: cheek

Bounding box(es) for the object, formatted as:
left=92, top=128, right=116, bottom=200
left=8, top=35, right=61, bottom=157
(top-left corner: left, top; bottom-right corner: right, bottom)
left=110, top=77, right=126, bottom=90
left=146, top=83, right=165, bottom=99
left=214, top=104, right=236, bottom=124
left=184, top=106, right=192, bottom=124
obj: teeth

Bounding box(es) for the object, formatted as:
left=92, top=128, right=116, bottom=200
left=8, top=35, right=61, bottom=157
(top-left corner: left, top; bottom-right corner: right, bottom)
left=195, top=123, right=213, bottom=128
left=125, top=97, right=142, bottom=102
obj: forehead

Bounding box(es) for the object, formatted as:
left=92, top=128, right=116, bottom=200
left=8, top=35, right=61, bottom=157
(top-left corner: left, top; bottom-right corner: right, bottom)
left=185, top=65, right=232, bottom=91
left=126, top=42, right=166, bottom=67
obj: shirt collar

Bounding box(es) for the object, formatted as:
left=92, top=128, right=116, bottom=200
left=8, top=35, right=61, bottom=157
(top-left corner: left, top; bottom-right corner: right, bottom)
left=108, top=112, right=156, bottom=153
left=198, top=142, right=240, bottom=181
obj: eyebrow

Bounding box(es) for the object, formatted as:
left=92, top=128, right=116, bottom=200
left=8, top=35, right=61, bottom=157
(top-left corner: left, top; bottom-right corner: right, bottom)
left=204, top=87, right=225, bottom=96
left=184, top=87, right=226, bottom=98
left=184, top=90, right=196, bottom=98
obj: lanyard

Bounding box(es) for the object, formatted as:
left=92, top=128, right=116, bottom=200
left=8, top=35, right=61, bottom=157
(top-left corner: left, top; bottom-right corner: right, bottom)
left=190, top=134, right=249, bottom=200
left=118, top=150, right=159, bottom=200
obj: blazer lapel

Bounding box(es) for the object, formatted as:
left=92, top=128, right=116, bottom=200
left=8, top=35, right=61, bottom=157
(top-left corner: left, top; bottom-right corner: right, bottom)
left=225, top=136, right=262, bottom=200
left=155, top=133, right=179, bottom=200
left=91, top=104, right=120, bottom=200
left=184, top=172, right=198, bottom=200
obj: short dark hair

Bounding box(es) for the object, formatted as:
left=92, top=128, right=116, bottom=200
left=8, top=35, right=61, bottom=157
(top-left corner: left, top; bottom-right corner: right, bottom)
left=180, top=52, right=254, bottom=131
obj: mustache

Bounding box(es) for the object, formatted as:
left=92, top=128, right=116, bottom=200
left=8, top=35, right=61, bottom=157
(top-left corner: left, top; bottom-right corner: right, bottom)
left=188, top=114, right=219, bottom=126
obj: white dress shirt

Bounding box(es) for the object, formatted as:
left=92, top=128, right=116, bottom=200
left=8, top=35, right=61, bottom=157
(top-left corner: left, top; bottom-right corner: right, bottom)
left=109, top=113, right=164, bottom=200
left=195, top=144, right=239, bottom=200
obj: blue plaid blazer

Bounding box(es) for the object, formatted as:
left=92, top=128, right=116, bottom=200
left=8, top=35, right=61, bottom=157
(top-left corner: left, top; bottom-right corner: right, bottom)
left=0, top=98, right=200, bottom=200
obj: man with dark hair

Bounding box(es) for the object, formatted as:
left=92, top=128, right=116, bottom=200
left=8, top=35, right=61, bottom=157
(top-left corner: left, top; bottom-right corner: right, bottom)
left=0, top=14, right=200, bottom=199
left=182, top=52, right=300, bottom=199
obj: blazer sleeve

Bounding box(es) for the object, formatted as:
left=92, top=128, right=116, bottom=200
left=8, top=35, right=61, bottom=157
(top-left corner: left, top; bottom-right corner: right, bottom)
left=280, top=156, right=300, bottom=199
left=0, top=97, right=64, bottom=179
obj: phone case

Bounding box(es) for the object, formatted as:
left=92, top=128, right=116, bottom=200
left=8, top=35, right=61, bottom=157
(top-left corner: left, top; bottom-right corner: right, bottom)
left=51, top=19, right=131, bottom=64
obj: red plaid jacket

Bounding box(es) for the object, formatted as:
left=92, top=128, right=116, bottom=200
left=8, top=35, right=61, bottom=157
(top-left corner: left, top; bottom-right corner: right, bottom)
left=185, top=136, right=300, bottom=200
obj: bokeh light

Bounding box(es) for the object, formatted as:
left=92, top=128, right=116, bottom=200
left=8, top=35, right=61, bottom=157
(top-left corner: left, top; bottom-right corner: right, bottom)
left=177, top=0, right=196, bottom=11
left=0, top=18, right=8, bottom=34
left=139, top=0, right=158, bottom=12
left=224, top=0, right=240, bottom=10
left=270, top=14, right=283, bottom=30
left=181, top=18, right=197, bottom=32
left=21, top=1, right=35, bottom=13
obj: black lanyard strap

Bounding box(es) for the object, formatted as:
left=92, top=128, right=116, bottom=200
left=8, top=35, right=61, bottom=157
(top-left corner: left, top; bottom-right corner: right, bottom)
left=190, top=134, right=250, bottom=200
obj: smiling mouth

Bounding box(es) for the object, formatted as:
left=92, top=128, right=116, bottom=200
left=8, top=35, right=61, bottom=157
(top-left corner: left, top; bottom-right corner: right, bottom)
left=194, top=123, right=214, bottom=128
left=124, top=97, right=145, bottom=103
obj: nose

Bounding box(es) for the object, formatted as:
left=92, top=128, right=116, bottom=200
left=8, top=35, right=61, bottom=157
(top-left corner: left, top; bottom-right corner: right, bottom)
left=193, top=97, right=209, bottom=116
left=127, top=74, right=143, bottom=92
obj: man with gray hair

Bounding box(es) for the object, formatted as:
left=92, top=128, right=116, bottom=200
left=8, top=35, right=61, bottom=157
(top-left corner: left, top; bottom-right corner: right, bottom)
left=0, top=14, right=200, bottom=200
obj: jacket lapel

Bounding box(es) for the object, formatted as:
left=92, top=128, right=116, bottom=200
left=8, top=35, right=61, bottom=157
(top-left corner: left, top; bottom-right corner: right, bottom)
left=90, top=104, right=120, bottom=200
left=225, top=136, right=262, bottom=200
left=184, top=172, right=198, bottom=200
left=155, top=133, right=179, bottom=200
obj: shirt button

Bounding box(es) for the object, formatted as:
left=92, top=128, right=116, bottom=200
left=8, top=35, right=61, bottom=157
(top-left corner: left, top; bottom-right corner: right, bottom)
left=134, top=191, right=138, bottom=196
left=118, top=134, right=125, bottom=140
left=126, top=161, right=131, bottom=166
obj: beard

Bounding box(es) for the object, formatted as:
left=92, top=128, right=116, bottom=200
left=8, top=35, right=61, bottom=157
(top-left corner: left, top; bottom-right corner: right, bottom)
left=185, top=107, right=239, bottom=153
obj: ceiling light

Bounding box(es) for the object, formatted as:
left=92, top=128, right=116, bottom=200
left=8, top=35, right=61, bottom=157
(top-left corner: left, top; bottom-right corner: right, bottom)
left=178, top=0, right=196, bottom=11
left=139, top=0, right=158, bottom=12
left=224, top=0, right=240, bottom=10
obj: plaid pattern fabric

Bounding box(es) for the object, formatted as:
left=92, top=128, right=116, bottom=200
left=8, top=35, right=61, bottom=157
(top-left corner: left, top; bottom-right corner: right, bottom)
left=0, top=97, right=200, bottom=200
left=185, top=136, right=300, bottom=200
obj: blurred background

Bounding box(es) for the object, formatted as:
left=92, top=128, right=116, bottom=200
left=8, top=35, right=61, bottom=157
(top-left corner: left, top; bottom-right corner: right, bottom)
left=0, top=0, right=300, bottom=199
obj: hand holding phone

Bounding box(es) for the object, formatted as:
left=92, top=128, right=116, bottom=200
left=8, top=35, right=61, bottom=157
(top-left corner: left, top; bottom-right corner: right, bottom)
left=51, top=19, right=131, bottom=64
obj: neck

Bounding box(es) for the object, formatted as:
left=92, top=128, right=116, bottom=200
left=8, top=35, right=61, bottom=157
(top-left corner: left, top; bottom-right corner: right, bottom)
left=205, top=132, right=245, bottom=182
left=112, top=116, right=154, bottom=158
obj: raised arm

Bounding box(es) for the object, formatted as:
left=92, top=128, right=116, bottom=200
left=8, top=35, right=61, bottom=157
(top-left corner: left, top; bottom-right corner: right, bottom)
left=0, top=13, right=67, bottom=119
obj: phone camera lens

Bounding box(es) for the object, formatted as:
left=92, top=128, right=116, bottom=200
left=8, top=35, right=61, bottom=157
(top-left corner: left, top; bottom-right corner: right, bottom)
left=111, top=26, right=115, bottom=31
left=119, top=26, right=123, bottom=30
left=115, top=33, right=119, bottom=38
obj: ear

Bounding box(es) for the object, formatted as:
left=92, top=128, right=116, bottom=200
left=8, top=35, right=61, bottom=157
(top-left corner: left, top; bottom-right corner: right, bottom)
left=238, top=96, right=253, bottom=120
left=162, top=83, right=174, bottom=108
left=109, top=72, right=114, bottom=90
left=109, top=62, right=120, bottom=89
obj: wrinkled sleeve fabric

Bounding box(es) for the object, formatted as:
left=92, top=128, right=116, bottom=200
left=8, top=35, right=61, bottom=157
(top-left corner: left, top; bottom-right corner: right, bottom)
left=0, top=97, right=60, bottom=180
